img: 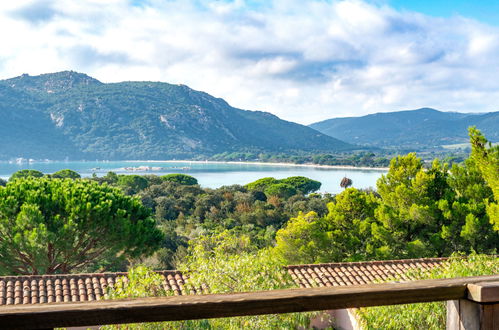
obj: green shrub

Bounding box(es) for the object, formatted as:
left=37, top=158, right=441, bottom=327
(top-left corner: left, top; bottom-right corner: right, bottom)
left=358, top=254, right=499, bottom=329
left=50, top=169, right=81, bottom=179
left=105, top=232, right=317, bottom=329
left=9, top=169, right=44, bottom=181
left=161, top=174, right=198, bottom=185
left=264, top=183, right=297, bottom=199
left=245, top=177, right=279, bottom=191
left=280, top=176, right=321, bottom=194
left=118, top=175, right=149, bottom=194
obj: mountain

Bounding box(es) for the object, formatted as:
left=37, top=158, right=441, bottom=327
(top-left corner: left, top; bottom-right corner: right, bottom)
left=309, top=108, right=499, bottom=149
left=0, top=71, right=352, bottom=160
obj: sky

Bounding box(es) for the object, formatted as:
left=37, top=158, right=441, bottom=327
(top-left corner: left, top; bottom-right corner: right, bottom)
left=1, top=0, right=498, bottom=124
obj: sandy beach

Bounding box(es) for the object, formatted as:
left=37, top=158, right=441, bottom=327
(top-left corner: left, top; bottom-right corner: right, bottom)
left=124, top=160, right=389, bottom=171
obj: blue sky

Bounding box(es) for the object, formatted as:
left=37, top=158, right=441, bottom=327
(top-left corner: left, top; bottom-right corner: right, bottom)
left=0, top=0, right=498, bottom=123
left=388, top=0, right=499, bottom=25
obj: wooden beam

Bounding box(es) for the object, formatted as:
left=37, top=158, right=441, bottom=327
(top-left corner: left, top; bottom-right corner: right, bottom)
left=0, top=274, right=497, bottom=329
left=467, top=281, right=499, bottom=303
left=447, top=282, right=499, bottom=329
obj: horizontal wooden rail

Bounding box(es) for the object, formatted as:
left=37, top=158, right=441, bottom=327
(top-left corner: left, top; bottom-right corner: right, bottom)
left=0, top=274, right=497, bottom=329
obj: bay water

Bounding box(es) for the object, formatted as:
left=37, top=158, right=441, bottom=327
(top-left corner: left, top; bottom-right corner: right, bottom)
left=0, top=161, right=387, bottom=194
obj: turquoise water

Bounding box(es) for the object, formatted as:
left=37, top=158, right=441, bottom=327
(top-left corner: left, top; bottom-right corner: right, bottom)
left=0, top=161, right=386, bottom=194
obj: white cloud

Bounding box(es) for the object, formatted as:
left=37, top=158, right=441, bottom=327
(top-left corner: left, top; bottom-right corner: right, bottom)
left=1, top=0, right=499, bottom=124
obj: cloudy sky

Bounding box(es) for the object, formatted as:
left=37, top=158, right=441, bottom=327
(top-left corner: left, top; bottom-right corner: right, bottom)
left=1, top=0, right=499, bottom=124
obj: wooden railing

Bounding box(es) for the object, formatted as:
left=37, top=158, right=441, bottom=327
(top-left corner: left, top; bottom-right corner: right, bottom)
left=0, top=274, right=497, bottom=329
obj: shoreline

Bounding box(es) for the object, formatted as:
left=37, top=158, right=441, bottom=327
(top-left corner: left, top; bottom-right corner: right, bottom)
left=124, top=160, right=389, bottom=171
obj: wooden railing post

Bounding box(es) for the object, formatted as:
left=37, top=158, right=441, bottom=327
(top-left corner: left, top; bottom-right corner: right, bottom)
left=446, top=281, right=499, bottom=330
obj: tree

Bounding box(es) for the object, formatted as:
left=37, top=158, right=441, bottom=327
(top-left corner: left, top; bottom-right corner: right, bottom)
left=375, top=156, right=452, bottom=257
left=274, top=212, right=330, bottom=264
left=161, top=174, right=198, bottom=185
left=264, top=183, right=297, bottom=199
left=107, top=233, right=315, bottom=329
left=117, top=174, right=149, bottom=195
left=0, top=177, right=163, bottom=275
left=324, top=188, right=380, bottom=261
left=0, top=178, right=6, bottom=187
left=50, top=169, right=81, bottom=179
left=280, top=176, right=321, bottom=195
left=9, top=169, right=44, bottom=181
left=178, top=232, right=314, bottom=329
left=340, top=177, right=352, bottom=189
left=444, top=159, right=498, bottom=252
left=274, top=189, right=380, bottom=264
left=469, top=127, right=499, bottom=231
left=245, top=177, right=279, bottom=191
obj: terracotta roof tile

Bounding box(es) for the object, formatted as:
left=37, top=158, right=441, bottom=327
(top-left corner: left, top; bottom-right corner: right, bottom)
left=286, top=257, right=449, bottom=288
left=0, top=270, right=188, bottom=306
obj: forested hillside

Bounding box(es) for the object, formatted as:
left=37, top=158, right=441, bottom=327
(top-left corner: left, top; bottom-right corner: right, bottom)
left=310, top=108, right=499, bottom=149
left=0, top=71, right=352, bottom=160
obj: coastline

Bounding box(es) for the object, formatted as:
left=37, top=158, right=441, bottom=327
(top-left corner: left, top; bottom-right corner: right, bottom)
left=124, top=160, right=389, bottom=171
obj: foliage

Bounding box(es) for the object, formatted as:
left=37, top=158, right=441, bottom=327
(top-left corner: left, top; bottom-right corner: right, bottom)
left=134, top=178, right=331, bottom=267
left=104, top=266, right=206, bottom=330
left=444, top=159, right=497, bottom=251
left=161, top=174, right=198, bottom=185
left=0, top=71, right=351, bottom=161
left=358, top=254, right=499, bottom=330
left=469, top=127, right=499, bottom=231
left=9, top=169, right=44, bottom=181
left=0, top=177, right=163, bottom=274
left=108, top=266, right=168, bottom=299
left=117, top=175, right=149, bottom=195
left=340, top=176, right=352, bottom=188
left=105, top=233, right=317, bottom=329
left=264, top=183, right=297, bottom=199
left=274, top=188, right=381, bottom=264
left=374, top=154, right=498, bottom=258
left=324, top=188, right=380, bottom=260
left=211, top=150, right=391, bottom=167
left=0, top=178, right=6, bottom=187
left=275, top=147, right=498, bottom=265
left=178, top=232, right=316, bottom=329
left=374, top=155, right=451, bottom=257
left=273, top=212, right=329, bottom=264
left=50, top=169, right=81, bottom=179
left=244, top=177, right=278, bottom=191
left=310, top=107, right=499, bottom=151
left=245, top=176, right=321, bottom=197
left=280, top=176, right=321, bottom=194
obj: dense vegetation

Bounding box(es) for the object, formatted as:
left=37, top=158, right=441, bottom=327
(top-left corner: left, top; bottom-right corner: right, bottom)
left=310, top=107, right=499, bottom=150
left=0, top=128, right=497, bottom=328
left=358, top=254, right=498, bottom=329
left=209, top=150, right=392, bottom=167
left=2, top=129, right=497, bottom=274
left=0, top=178, right=162, bottom=274
left=0, top=71, right=351, bottom=161
left=274, top=154, right=498, bottom=264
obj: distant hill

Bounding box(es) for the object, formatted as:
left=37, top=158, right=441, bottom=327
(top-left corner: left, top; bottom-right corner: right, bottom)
left=0, top=71, right=352, bottom=160
left=309, top=108, right=499, bottom=149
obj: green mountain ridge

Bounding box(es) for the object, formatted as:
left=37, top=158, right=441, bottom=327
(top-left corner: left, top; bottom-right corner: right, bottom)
left=309, top=108, right=499, bottom=150
left=0, top=71, right=352, bottom=160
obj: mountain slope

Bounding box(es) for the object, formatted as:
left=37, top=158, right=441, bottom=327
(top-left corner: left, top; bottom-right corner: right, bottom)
left=0, top=71, right=352, bottom=160
left=309, top=108, right=499, bottom=149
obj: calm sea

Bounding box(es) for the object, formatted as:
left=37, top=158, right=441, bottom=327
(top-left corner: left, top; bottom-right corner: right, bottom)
left=0, top=161, right=387, bottom=194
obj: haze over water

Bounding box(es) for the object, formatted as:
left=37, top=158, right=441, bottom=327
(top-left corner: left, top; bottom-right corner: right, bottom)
left=0, top=161, right=386, bottom=194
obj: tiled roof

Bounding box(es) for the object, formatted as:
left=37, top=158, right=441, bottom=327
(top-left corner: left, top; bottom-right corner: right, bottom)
left=0, top=270, right=187, bottom=306
left=0, top=257, right=451, bottom=306
left=286, top=257, right=449, bottom=288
